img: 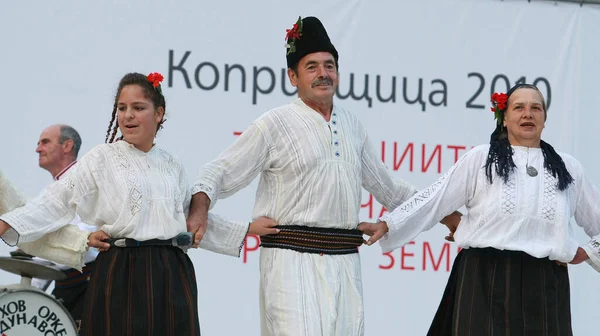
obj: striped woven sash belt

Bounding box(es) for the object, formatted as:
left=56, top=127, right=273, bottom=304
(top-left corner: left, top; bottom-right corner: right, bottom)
left=260, top=225, right=363, bottom=255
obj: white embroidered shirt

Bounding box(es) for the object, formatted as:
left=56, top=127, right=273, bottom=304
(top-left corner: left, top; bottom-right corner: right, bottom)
left=193, top=98, right=417, bottom=229
left=1, top=140, right=248, bottom=257
left=379, top=145, right=600, bottom=271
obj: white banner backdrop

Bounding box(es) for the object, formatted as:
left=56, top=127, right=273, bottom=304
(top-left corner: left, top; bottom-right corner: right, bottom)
left=1, top=0, right=600, bottom=334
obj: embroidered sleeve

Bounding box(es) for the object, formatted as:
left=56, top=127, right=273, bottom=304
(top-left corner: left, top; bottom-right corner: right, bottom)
left=199, top=213, right=250, bottom=257
left=378, top=147, right=482, bottom=253
left=571, top=162, right=600, bottom=272
left=0, top=170, right=26, bottom=215
left=583, top=237, right=600, bottom=272
left=18, top=225, right=89, bottom=271
left=0, top=149, right=101, bottom=245
left=361, top=133, right=417, bottom=211
left=0, top=170, right=27, bottom=245
left=192, top=121, right=273, bottom=208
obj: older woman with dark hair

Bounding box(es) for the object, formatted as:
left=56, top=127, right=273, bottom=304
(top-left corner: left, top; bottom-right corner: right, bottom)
left=360, top=84, right=600, bottom=335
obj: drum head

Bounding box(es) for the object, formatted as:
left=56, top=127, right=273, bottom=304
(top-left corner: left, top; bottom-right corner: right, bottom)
left=0, top=257, right=65, bottom=280
left=0, top=288, right=77, bottom=335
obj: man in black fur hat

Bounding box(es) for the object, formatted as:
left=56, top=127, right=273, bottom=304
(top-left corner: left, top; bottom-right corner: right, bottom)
left=189, top=16, right=461, bottom=335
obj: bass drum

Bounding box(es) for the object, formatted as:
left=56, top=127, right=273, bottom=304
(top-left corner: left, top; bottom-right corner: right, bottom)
left=0, top=287, right=78, bottom=336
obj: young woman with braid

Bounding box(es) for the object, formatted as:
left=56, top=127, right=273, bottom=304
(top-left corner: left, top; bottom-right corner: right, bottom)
left=359, top=84, right=600, bottom=335
left=0, top=72, right=279, bottom=335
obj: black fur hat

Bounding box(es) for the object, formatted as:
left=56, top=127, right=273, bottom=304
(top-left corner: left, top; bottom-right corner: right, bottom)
left=285, top=16, right=339, bottom=69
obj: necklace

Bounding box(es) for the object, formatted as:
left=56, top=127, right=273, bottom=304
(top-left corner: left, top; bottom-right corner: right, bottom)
left=526, top=147, right=538, bottom=177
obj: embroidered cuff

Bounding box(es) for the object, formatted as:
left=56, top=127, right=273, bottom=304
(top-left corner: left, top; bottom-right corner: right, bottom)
left=191, top=183, right=215, bottom=202
left=1, top=227, right=20, bottom=246
left=378, top=216, right=399, bottom=253
left=583, top=239, right=600, bottom=273
left=199, top=214, right=249, bottom=258
left=237, top=223, right=252, bottom=258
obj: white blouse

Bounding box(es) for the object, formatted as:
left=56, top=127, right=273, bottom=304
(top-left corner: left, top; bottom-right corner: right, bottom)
left=1, top=140, right=248, bottom=257
left=193, top=98, right=417, bottom=229
left=0, top=169, right=26, bottom=215
left=54, top=161, right=98, bottom=266
left=379, top=144, right=600, bottom=271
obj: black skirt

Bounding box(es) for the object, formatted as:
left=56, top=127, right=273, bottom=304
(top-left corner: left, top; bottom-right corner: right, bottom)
left=427, top=247, right=572, bottom=336
left=79, top=246, right=200, bottom=336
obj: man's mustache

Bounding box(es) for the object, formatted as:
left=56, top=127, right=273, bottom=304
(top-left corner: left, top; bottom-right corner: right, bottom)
left=311, top=77, right=333, bottom=88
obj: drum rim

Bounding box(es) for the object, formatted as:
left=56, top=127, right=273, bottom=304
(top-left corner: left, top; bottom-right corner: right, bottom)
left=0, top=287, right=78, bottom=332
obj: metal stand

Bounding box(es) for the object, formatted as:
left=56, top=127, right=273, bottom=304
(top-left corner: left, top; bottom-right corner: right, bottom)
left=20, top=274, right=32, bottom=287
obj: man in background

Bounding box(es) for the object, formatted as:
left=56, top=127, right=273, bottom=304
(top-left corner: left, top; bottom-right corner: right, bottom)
left=30, top=124, right=97, bottom=329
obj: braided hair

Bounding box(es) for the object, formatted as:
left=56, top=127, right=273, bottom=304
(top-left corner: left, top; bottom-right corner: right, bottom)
left=105, top=73, right=167, bottom=143
left=484, top=84, right=573, bottom=191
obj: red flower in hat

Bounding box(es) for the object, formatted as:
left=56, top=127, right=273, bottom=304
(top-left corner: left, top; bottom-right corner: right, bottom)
left=285, top=16, right=303, bottom=55
left=286, top=23, right=302, bottom=41
left=147, top=72, right=164, bottom=88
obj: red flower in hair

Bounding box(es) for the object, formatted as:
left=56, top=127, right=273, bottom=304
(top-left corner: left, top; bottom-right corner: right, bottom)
left=490, top=92, right=509, bottom=125
left=147, top=72, right=164, bottom=88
